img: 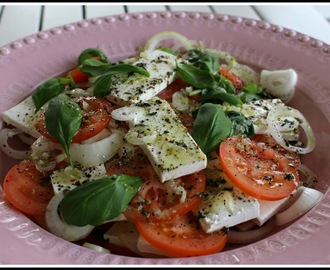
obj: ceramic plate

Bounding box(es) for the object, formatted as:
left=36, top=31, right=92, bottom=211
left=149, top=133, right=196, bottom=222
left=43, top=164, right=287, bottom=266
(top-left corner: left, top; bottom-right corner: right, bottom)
left=0, top=11, right=329, bottom=265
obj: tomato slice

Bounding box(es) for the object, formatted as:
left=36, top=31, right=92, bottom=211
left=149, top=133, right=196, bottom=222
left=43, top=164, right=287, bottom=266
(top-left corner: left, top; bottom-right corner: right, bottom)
left=108, top=154, right=206, bottom=222
left=251, top=134, right=301, bottom=170
left=157, top=78, right=188, bottom=103
left=219, top=136, right=300, bottom=201
left=35, top=96, right=113, bottom=143
left=68, top=56, right=101, bottom=84
left=219, top=66, right=244, bottom=90
left=3, top=160, right=54, bottom=216
left=134, top=212, right=228, bottom=257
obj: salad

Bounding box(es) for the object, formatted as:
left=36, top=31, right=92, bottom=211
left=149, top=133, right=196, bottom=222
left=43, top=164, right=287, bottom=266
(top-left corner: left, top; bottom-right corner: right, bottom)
left=0, top=31, right=323, bottom=258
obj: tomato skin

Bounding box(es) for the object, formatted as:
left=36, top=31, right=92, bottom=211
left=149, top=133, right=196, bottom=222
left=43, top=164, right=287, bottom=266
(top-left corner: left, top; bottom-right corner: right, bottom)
left=108, top=154, right=206, bottom=223
left=35, top=96, right=113, bottom=143
left=157, top=78, right=188, bottom=103
left=219, top=66, right=244, bottom=90
left=68, top=56, right=101, bottom=84
left=3, top=160, right=54, bottom=216
left=134, top=212, right=228, bottom=258
left=251, top=134, right=301, bottom=170
left=219, top=136, right=300, bottom=201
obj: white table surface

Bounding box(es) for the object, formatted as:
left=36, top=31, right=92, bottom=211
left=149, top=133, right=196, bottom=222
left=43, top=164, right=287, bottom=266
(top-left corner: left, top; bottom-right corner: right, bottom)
left=0, top=3, right=330, bottom=48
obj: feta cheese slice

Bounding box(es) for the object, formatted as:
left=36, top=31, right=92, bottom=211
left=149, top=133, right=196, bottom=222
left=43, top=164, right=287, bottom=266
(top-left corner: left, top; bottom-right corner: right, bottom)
left=111, top=96, right=207, bottom=182
left=2, top=96, right=40, bottom=138
left=106, top=50, right=177, bottom=106
left=253, top=197, right=289, bottom=226
left=50, top=164, right=107, bottom=194
left=198, top=187, right=260, bottom=233
left=223, top=98, right=300, bottom=141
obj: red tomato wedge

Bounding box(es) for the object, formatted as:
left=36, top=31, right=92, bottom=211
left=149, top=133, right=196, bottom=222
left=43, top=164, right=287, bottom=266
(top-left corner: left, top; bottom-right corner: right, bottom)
left=252, top=134, right=301, bottom=170
left=157, top=78, right=188, bottom=103
left=3, top=160, right=54, bottom=216
left=134, top=212, right=228, bottom=258
left=219, top=66, right=244, bottom=90
left=108, top=154, right=206, bottom=223
left=35, top=96, right=113, bottom=143
left=68, top=56, right=101, bottom=84
left=219, top=136, right=300, bottom=201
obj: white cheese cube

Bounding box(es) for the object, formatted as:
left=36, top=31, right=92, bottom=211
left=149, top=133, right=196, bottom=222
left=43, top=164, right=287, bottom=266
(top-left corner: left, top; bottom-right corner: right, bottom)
left=111, top=97, right=207, bottom=182
left=106, top=50, right=177, bottom=106
left=104, top=220, right=165, bottom=258
left=50, top=164, right=107, bottom=194
left=253, top=197, right=289, bottom=226
left=198, top=187, right=260, bottom=233
left=2, top=96, right=40, bottom=138
left=223, top=98, right=299, bottom=141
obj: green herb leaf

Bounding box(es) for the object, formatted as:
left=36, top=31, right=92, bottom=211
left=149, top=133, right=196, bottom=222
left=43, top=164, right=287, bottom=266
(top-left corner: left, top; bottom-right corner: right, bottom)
left=77, top=48, right=109, bottom=65
left=185, top=49, right=220, bottom=75
left=93, top=64, right=150, bottom=97
left=192, top=103, right=232, bottom=155
left=45, top=94, right=82, bottom=165
left=156, top=46, right=179, bottom=56
left=93, top=74, right=113, bottom=97
left=226, top=111, right=255, bottom=138
left=32, top=78, right=66, bottom=112
left=104, top=64, right=150, bottom=77
left=78, top=59, right=112, bottom=77
left=201, top=87, right=243, bottom=107
left=217, top=76, right=236, bottom=94
left=59, top=175, right=143, bottom=226
left=239, top=84, right=272, bottom=102
left=176, top=62, right=215, bottom=89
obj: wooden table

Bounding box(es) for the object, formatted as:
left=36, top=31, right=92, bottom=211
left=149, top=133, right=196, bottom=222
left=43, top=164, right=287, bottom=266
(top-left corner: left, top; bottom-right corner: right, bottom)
left=0, top=3, right=330, bottom=48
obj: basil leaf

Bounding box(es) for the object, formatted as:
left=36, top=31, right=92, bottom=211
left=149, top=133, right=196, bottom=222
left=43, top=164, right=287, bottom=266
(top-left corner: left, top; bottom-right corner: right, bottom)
left=93, top=64, right=150, bottom=97
left=185, top=49, right=220, bottom=75
left=217, top=76, right=236, bottom=94
left=104, top=64, right=150, bottom=77
left=45, top=94, right=82, bottom=165
left=93, top=74, right=113, bottom=97
left=201, top=87, right=243, bottom=107
left=156, top=46, right=179, bottom=56
left=192, top=103, right=232, bottom=155
left=77, top=48, right=109, bottom=65
left=62, top=75, right=77, bottom=89
left=176, top=62, right=215, bottom=89
left=226, top=111, right=255, bottom=138
left=59, top=175, right=143, bottom=226
left=78, top=59, right=112, bottom=77
left=239, top=84, right=272, bottom=102
left=32, top=78, right=66, bottom=112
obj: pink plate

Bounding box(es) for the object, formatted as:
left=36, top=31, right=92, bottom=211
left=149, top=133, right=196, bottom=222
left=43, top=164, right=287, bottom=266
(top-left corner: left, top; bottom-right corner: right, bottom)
left=0, top=11, right=329, bottom=265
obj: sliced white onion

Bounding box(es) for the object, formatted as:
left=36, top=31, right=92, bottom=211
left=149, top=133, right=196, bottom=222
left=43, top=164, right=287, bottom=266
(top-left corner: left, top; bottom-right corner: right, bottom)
left=70, top=132, right=124, bottom=167
left=298, top=163, right=318, bottom=188
left=275, top=186, right=323, bottom=226
left=171, top=90, right=199, bottom=113
left=143, top=31, right=194, bottom=52
left=137, top=235, right=168, bottom=257
left=228, top=217, right=276, bottom=244
left=45, top=192, right=94, bottom=241
left=83, top=242, right=110, bottom=253
left=17, top=132, right=36, bottom=145
left=125, top=125, right=157, bottom=145
left=267, top=105, right=316, bottom=154
left=80, top=128, right=111, bottom=145
left=31, top=136, right=63, bottom=172
left=206, top=48, right=236, bottom=66
left=231, top=64, right=260, bottom=86
left=111, top=106, right=145, bottom=122
left=259, top=69, right=297, bottom=103
left=0, top=128, right=32, bottom=159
